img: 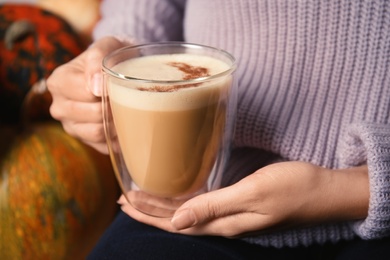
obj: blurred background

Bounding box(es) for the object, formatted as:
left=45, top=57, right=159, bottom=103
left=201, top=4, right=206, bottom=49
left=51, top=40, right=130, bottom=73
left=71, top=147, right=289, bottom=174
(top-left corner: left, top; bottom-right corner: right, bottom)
left=0, top=1, right=121, bottom=259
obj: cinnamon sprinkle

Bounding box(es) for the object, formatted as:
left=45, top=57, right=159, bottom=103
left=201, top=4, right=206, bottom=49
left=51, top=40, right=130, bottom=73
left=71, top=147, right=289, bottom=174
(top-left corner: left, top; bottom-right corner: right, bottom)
left=167, top=62, right=210, bottom=80
left=137, top=83, right=201, bottom=92
left=136, top=62, right=210, bottom=92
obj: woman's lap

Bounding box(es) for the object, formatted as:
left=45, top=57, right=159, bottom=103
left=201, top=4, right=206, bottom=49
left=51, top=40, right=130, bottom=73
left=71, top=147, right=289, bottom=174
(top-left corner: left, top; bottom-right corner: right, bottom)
left=87, top=211, right=390, bottom=260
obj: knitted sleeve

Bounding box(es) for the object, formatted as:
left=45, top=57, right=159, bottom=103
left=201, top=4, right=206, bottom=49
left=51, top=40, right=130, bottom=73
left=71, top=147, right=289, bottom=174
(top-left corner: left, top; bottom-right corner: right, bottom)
left=340, top=122, right=390, bottom=239
left=92, top=0, right=186, bottom=43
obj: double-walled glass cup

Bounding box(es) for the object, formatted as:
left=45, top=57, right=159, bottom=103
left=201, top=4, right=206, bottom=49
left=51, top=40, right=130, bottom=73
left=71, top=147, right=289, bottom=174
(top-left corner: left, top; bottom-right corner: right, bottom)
left=102, top=42, right=236, bottom=218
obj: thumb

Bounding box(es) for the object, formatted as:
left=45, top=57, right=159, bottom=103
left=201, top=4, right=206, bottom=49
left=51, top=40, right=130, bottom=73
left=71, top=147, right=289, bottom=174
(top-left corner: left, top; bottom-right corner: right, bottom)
left=171, top=187, right=239, bottom=230
left=85, top=36, right=128, bottom=96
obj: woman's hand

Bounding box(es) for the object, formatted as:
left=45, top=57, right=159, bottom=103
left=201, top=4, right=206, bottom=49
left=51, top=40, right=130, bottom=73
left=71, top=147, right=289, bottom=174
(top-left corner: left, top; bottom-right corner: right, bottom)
left=119, top=161, right=369, bottom=237
left=47, top=36, right=127, bottom=154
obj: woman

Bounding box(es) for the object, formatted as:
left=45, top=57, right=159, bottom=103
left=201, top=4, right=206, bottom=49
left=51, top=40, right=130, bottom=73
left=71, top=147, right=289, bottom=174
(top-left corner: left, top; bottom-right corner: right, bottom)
left=47, top=0, right=390, bottom=259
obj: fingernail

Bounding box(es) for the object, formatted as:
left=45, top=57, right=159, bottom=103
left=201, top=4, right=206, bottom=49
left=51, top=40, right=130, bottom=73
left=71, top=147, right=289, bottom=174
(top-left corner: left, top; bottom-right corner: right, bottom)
left=90, top=73, right=102, bottom=96
left=171, top=209, right=197, bottom=230
left=117, top=195, right=127, bottom=205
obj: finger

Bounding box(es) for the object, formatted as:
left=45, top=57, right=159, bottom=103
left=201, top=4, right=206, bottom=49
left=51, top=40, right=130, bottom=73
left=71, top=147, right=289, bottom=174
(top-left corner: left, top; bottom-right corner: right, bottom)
left=89, top=73, right=103, bottom=97
left=171, top=184, right=248, bottom=230
left=119, top=195, right=267, bottom=238
left=82, top=141, right=109, bottom=155
left=175, top=211, right=265, bottom=237
left=50, top=98, right=102, bottom=123
left=62, top=122, right=106, bottom=144
left=85, top=37, right=127, bottom=96
left=119, top=197, right=178, bottom=233
left=48, top=64, right=100, bottom=102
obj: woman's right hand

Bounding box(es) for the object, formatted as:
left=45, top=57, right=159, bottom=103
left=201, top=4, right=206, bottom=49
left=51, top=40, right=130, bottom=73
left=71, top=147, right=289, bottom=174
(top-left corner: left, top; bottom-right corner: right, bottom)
left=47, top=36, right=128, bottom=154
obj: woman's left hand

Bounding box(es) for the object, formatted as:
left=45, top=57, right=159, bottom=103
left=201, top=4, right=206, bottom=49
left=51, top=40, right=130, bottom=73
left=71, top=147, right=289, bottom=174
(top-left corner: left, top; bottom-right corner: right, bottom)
left=119, top=161, right=369, bottom=238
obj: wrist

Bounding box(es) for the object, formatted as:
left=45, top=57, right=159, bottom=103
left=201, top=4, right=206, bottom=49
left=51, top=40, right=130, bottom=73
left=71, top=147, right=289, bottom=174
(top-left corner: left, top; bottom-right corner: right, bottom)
left=323, top=165, right=369, bottom=221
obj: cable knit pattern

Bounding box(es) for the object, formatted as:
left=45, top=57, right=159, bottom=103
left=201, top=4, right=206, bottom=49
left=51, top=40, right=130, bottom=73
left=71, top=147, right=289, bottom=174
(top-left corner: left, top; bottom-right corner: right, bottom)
left=94, top=0, right=390, bottom=248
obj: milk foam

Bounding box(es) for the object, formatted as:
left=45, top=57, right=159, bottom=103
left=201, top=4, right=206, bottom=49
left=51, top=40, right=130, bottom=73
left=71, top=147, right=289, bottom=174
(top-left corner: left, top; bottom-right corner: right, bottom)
left=108, top=54, right=231, bottom=111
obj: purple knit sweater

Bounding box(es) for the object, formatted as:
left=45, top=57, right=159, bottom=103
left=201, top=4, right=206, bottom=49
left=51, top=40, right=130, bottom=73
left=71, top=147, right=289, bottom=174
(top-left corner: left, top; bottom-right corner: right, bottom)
left=94, top=0, right=390, bottom=248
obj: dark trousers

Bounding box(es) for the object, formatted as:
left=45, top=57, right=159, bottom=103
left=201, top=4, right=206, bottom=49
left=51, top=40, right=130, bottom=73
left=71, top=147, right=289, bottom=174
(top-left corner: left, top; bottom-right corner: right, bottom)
left=88, top=211, right=390, bottom=260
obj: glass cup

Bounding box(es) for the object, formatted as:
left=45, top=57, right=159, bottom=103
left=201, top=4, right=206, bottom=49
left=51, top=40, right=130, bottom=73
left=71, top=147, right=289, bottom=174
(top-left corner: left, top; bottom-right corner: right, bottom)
left=102, top=42, right=237, bottom=218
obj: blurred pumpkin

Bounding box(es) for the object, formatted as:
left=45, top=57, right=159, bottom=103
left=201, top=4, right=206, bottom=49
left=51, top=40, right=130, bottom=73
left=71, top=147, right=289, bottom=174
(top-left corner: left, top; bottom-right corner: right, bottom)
left=0, top=4, right=119, bottom=259
left=0, top=4, right=87, bottom=124
left=0, top=122, right=119, bottom=260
